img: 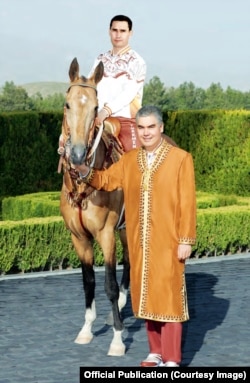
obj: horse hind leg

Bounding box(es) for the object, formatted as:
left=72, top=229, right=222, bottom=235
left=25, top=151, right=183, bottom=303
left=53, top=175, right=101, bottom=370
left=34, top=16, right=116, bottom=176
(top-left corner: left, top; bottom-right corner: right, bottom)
left=74, top=262, right=96, bottom=345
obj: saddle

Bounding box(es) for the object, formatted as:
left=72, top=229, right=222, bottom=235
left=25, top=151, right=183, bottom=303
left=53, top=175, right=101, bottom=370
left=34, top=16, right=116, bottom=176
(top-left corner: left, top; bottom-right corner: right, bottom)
left=102, top=117, right=124, bottom=162
left=104, top=116, right=141, bottom=152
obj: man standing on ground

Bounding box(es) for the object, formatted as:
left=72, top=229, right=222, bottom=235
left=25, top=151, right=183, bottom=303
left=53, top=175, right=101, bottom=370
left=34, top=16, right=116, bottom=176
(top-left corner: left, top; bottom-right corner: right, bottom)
left=73, top=105, right=197, bottom=367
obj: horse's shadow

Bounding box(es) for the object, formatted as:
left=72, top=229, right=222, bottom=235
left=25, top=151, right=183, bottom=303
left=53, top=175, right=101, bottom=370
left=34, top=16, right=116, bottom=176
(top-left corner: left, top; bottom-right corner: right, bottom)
left=121, top=293, right=145, bottom=350
left=182, top=272, right=229, bottom=366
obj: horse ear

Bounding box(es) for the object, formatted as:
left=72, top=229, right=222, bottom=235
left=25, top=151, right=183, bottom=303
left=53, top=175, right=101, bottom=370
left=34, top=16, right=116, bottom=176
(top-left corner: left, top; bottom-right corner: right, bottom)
left=69, top=57, right=80, bottom=82
left=92, top=61, right=104, bottom=85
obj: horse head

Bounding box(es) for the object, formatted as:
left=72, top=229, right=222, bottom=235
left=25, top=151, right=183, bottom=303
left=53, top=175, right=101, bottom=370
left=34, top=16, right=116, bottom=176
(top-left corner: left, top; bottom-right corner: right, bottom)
left=64, top=57, right=104, bottom=165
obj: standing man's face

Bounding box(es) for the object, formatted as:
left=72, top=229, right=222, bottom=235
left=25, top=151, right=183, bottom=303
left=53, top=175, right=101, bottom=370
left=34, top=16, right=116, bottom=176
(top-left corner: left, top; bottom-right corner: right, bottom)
left=109, top=21, right=132, bottom=52
left=136, top=115, right=164, bottom=152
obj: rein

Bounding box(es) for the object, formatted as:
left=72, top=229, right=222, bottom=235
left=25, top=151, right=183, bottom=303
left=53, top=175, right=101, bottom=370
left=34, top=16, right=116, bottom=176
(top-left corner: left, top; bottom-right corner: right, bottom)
left=87, top=124, right=103, bottom=159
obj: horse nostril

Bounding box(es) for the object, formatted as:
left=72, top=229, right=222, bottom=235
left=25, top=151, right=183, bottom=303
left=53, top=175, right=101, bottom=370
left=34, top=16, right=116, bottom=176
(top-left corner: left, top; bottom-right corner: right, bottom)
left=71, top=145, right=87, bottom=165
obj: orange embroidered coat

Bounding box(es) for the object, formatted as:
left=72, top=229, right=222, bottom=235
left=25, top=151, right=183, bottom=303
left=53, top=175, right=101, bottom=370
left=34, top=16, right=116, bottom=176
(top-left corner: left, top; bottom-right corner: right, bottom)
left=87, top=140, right=196, bottom=322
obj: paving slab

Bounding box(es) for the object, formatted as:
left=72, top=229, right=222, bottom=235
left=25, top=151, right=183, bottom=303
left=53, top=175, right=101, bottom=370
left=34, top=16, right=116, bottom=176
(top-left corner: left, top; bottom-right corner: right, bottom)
left=0, top=254, right=249, bottom=382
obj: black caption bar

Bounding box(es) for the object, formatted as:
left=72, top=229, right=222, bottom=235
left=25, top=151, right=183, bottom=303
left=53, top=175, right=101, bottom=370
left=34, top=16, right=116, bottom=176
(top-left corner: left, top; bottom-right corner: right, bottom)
left=80, top=367, right=248, bottom=382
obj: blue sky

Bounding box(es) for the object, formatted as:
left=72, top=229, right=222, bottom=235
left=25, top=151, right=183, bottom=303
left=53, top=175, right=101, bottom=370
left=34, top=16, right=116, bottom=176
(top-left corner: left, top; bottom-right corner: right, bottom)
left=0, top=0, right=250, bottom=90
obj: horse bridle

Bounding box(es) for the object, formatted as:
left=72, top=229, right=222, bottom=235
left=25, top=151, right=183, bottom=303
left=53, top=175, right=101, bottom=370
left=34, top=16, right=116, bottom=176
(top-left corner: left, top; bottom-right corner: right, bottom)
left=65, top=82, right=102, bottom=163
left=67, top=83, right=97, bottom=94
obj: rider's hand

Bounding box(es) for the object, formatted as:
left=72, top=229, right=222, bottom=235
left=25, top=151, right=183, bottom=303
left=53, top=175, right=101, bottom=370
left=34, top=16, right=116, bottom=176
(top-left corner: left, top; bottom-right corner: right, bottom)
left=95, top=108, right=109, bottom=126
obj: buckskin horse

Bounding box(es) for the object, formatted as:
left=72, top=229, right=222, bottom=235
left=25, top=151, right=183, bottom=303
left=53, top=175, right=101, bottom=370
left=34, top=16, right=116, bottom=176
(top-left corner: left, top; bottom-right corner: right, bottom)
left=58, top=57, right=129, bottom=356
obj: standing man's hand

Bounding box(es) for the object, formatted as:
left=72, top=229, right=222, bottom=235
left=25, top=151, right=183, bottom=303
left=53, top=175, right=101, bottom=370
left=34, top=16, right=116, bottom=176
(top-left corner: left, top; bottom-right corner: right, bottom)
left=177, top=244, right=192, bottom=261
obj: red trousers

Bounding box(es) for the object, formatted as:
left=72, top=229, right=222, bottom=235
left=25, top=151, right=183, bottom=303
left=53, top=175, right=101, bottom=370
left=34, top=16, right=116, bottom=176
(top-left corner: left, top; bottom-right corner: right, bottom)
left=117, top=117, right=140, bottom=152
left=145, top=320, right=183, bottom=364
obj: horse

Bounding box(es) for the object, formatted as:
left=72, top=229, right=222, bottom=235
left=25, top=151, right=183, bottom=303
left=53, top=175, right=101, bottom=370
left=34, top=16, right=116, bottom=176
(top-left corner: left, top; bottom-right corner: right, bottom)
left=58, top=57, right=130, bottom=356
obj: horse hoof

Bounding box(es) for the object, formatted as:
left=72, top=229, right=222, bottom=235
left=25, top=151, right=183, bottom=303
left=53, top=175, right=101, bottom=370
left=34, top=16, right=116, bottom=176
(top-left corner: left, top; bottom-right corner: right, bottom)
left=74, top=333, right=93, bottom=344
left=107, top=344, right=126, bottom=356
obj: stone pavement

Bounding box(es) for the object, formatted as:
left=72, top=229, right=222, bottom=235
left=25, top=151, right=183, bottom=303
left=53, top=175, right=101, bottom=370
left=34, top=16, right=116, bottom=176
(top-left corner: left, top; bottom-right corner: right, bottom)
left=0, top=254, right=249, bottom=383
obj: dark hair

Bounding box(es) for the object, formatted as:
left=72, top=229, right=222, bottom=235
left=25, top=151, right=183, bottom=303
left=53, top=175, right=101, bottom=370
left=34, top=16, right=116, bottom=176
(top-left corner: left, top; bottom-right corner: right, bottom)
left=110, top=15, right=133, bottom=31
left=136, top=105, right=163, bottom=125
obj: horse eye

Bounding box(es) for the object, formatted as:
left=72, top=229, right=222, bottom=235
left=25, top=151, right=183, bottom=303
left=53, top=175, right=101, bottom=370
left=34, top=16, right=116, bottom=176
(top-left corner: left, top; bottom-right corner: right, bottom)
left=65, top=102, right=70, bottom=109
left=94, top=106, right=98, bottom=116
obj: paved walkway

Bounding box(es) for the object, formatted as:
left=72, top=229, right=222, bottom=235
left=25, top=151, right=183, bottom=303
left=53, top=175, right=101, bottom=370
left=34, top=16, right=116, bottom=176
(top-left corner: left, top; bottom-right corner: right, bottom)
left=0, top=254, right=249, bottom=382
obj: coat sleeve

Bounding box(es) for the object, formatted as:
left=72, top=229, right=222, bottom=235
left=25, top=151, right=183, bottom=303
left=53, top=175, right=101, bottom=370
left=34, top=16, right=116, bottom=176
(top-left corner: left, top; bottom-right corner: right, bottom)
left=86, top=156, right=125, bottom=191
left=178, top=153, right=197, bottom=245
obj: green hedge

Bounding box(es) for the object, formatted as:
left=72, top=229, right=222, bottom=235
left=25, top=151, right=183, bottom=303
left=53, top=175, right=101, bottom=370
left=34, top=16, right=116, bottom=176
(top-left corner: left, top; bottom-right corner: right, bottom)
left=0, top=111, right=62, bottom=200
left=0, top=110, right=249, bottom=204
left=164, top=110, right=250, bottom=196
left=194, top=206, right=250, bottom=257
left=0, top=217, right=124, bottom=275
left=3, top=190, right=249, bottom=220
left=0, top=192, right=249, bottom=275
left=2, top=192, right=61, bottom=220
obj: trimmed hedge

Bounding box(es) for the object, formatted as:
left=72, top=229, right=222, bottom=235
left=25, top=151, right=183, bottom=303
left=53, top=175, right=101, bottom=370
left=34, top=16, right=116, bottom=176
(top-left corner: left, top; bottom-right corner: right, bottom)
left=0, top=111, right=62, bottom=200
left=0, top=192, right=249, bottom=275
left=164, top=110, right=250, bottom=196
left=194, top=206, right=250, bottom=257
left=2, top=192, right=60, bottom=220
left=0, top=217, right=123, bottom=275
left=0, top=110, right=249, bottom=205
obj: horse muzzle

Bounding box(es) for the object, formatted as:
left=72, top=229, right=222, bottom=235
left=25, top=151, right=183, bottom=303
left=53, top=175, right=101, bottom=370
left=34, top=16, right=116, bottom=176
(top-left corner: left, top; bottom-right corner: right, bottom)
left=70, top=144, right=88, bottom=165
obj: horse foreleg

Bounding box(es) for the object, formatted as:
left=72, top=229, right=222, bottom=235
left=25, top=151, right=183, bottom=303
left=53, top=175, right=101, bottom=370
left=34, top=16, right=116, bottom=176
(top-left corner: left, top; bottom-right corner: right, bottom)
left=105, top=264, right=126, bottom=356
left=106, top=227, right=130, bottom=325
left=107, top=228, right=130, bottom=356
left=108, top=328, right=125, bottom=357
left=74, top=262, right=96, bottom=344
left=74, top=301, right=96, bottom=344
left=106, top=285, right=128, bottom=326
left=118, top=227, right=130, bottom=311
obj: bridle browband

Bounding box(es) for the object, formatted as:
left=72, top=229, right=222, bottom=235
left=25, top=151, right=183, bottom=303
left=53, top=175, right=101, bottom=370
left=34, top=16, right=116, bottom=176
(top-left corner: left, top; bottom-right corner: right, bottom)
left=67, top=83, right=97, bottom=94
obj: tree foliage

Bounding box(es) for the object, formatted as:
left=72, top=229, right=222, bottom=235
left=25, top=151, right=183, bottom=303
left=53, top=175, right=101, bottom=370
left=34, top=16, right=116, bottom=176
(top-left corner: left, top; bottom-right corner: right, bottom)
left=1, top=79, right=250, bottom=112
left=0, top=82, right=64, bottom=112
left=31, top=92, right=65, bottom=111
left=142, top=76, right=168, bottom=111
left=0, top=81, right=35, bottom=112
left=143, top=77, right=250, bottom=111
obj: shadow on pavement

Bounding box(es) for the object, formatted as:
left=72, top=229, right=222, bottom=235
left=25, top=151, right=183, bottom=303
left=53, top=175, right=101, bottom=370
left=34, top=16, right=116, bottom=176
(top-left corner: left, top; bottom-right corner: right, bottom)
left=182, top=272, right=230, bottom=366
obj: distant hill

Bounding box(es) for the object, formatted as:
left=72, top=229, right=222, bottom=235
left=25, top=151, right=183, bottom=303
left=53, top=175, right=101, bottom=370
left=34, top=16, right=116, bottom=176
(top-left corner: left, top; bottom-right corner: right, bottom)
left=21, top=82, right=68, bottom=97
